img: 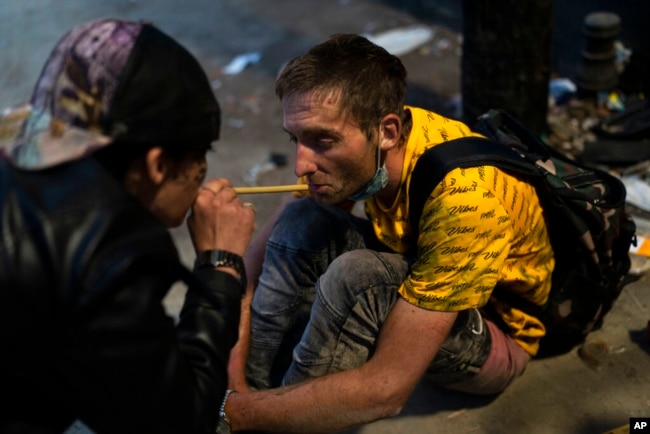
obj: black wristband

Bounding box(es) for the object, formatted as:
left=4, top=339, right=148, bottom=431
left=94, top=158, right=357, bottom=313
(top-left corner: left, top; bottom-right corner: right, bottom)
left=195, top=250, right=247, bottom=292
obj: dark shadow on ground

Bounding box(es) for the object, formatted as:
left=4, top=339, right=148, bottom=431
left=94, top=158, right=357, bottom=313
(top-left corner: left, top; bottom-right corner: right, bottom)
left=573, top=419, right=630, bottom=434
left=341, top=381, right=497, bottom=434
left=401, top=380, right=498, bottom=416
left=629, top=327, right=650, bottom=356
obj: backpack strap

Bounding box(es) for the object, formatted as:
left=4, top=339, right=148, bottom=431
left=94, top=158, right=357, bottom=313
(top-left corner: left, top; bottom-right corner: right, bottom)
left=475, top=109, right=550, bottom=160
left=408, top=136, right=548, bottom=319
left=408, top=137, right=541, bottom=234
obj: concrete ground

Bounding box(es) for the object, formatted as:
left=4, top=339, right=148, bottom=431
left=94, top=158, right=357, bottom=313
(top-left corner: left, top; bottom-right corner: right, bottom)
left=1, top=1, right=648, bottom=433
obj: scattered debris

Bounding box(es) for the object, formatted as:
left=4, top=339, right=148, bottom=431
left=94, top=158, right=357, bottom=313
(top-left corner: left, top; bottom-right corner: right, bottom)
left=222, top=51, right=261, bottom=75
left=577, top=340, right=609, bottom=370
left=623, top=168, right=650, bottom=276
left=614, top=40, right=633, bottom=74
left=623, top=176, right=650, bottom=216
left=603, top=91, right=625, bottom=112
left=364, top=25, right=434, bottom=56
left=546, top=98, right=599, bottom=156
left=546, top=86, right=650, bottom=279
left=549, top=78, right=577, bottom=106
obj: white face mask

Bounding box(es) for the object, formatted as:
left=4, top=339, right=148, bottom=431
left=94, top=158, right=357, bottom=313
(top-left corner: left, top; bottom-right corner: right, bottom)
left=347, top=144, right=388, bottom=201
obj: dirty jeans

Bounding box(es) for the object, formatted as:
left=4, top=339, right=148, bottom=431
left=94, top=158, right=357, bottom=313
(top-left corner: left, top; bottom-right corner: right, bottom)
left=246, top=198, right=529, bottom=394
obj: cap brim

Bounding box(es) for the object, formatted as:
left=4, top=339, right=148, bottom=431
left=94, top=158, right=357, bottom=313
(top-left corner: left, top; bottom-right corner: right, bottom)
left=0, top=104, right=112, bottom=170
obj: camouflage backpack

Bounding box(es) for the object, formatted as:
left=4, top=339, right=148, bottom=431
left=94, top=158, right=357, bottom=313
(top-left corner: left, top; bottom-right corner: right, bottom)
left=409, top=109, right=637, bottom=357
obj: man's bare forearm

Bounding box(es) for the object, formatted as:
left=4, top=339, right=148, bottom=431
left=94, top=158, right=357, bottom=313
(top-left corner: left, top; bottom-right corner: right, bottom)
left=226, top=365, right=401, bottom=433
left=225, top=302, right=457, bottom=432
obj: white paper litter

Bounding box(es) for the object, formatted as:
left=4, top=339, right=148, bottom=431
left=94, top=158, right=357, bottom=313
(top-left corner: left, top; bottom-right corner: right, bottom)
left=623, top=175, right=650, bottom=213
left=222, top=52, right=262, bottom=75
left=364, top=25, right=434, bottom=56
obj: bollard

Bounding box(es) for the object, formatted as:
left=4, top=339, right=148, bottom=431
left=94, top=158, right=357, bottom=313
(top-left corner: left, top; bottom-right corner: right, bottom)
left=575, top=11, right=621, bottom=94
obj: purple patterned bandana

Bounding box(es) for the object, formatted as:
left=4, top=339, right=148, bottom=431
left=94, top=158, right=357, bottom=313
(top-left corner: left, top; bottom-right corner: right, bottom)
left=0, top=19, right=142, bottom=170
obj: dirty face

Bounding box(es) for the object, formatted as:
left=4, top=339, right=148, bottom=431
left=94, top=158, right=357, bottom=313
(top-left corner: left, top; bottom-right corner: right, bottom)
left=150, top=151, right=208, bottom=228
left=282, top=91, right=378, bottom=205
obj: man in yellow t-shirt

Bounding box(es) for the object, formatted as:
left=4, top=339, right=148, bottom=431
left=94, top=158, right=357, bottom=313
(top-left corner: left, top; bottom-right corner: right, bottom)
left=370, top=105, right=554, bottom=357
left=221, top=34, right=554, bottom=433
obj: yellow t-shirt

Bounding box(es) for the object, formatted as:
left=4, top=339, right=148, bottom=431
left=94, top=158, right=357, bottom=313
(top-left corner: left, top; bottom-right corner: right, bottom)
left=364, top=106, right=555, bottom=356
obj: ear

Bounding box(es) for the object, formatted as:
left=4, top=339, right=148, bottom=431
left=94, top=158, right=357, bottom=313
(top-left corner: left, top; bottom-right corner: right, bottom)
left=144, top=146, right=169, bottom=186
left=379, top=113, right=402, bottom=151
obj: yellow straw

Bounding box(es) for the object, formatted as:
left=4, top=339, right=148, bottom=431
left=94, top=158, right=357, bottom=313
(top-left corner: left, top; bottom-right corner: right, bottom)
left=233, top=184, right=309, bottom=194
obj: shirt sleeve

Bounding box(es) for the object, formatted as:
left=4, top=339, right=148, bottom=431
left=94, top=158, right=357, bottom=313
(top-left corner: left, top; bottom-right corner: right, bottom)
left=70, top=214, right=240, bottom=433
left=399, top=168, right=514, bottom=311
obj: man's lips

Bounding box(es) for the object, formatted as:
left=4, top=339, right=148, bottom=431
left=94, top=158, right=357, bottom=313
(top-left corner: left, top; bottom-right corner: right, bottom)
left=308, top=182, right=327, bottom=192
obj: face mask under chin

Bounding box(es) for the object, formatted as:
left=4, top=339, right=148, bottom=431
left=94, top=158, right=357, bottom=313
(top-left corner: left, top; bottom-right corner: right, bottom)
left=346, top=163, right=388, bottom=201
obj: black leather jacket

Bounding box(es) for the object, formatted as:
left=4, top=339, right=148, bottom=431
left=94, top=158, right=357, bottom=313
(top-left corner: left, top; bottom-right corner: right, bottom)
left=0, top=158, right=241, bottom=433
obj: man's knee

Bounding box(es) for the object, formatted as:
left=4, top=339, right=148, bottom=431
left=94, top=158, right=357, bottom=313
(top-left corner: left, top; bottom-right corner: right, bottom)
left=317, top=250, right=405, bottom=314
left=271, top=198, right=349, bottom=250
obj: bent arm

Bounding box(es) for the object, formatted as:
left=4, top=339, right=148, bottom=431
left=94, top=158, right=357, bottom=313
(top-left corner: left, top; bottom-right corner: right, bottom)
left=228, top=193, right=297, bottom=390
left=73, top=224, right=243, bottom=433
left=227, top=297, right=457, bottom=432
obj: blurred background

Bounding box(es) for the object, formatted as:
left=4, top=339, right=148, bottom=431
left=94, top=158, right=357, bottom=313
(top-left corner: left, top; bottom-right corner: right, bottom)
left=1, top=1, right=648, bottom=433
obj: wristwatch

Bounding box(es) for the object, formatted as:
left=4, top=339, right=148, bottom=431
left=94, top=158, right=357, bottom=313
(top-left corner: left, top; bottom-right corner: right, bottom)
left=195, top=250, right=247, bottom=291
left=216, top=389, right=236, bottom=434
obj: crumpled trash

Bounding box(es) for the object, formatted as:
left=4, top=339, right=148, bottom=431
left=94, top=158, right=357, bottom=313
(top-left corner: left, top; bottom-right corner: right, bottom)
left=615, top=40, right=633, bottom=74
left=623, top=175, right=650, bottom=214
left=623, top=172, right=650, bottom=273
left=577, top=340, right=609, bottom=370
left=364, top=25, right=434, bottom=56
left=599, top=91, right=626, bottom=112
left=222, top=52, right=261, bottom=75
left=594, top=98, right=650, bottom=140
left=549, top=78, right=577, bottom=106
left=630, top=234, right=650, bottom=259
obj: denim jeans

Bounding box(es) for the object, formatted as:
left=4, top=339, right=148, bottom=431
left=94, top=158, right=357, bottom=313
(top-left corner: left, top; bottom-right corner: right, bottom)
left=246, top=198, right=493, bottom=390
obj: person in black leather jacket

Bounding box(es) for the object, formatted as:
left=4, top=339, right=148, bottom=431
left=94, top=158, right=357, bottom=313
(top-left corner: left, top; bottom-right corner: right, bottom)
left=0, top=19, right=255, bottom=434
